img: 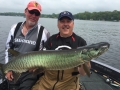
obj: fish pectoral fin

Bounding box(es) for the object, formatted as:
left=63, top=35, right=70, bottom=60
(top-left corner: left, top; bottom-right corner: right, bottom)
left=83, top=63, right=91, bottom=77
left=12, top=72, right=21, bottom=83
left=33, top=67, right=44, bottom=75
left=8, top=49, right=20, bottom=56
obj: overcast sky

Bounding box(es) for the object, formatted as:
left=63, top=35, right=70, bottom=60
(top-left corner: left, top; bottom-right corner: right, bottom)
left=0, top=0, right=120, bottom=14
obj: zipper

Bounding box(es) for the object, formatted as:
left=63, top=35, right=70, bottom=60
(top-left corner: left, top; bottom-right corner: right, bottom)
left=61, top=70, right=64, bottom=80
left=52, top=70, right=65, bottom=90
left=52, top=70, right=60, bottom=90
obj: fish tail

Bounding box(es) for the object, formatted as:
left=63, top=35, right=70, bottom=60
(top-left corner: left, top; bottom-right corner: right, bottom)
left=12, top=72, right=21, bottom=83
left=0, top=63, right=21, bottom=83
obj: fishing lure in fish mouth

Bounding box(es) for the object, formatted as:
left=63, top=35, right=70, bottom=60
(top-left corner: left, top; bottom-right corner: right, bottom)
left=0, top=42, right=110, bottom=82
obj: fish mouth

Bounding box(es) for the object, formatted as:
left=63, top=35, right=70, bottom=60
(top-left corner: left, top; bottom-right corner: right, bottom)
left=97, top=45, right=109, bottom=56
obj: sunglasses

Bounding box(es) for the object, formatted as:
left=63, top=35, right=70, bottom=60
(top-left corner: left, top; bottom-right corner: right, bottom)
left=28, top=10, right=40, bottom=16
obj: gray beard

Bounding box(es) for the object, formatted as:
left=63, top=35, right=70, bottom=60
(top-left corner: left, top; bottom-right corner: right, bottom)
left=28, top=21, right=36, bottom=27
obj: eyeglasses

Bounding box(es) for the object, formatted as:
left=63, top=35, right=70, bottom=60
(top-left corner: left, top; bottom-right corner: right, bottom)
left=28, top=10, right=40, bottom=16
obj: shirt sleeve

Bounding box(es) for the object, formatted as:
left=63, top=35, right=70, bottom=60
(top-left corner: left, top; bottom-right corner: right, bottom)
left=78, top=37, right=87, bottom=47
left=39, top=27, right=50, bottom=50
left=5, top=24, right=17, bottom=63
left=43, top=37, right=52, bottom=50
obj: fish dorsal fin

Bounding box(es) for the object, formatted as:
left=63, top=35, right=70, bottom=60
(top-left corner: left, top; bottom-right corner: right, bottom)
left=8, top=49, right=20, bottom=56
left=12, top=72, right=21, bottom=83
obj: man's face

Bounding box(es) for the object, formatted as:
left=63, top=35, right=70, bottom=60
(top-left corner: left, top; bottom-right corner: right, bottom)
left=25, top=9, right=40, bottom=26
left=58, top=17, right=74, bottom=37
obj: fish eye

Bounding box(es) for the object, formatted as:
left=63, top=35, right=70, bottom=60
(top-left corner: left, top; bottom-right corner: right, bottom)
left=82, top=49, right=87, bottom=53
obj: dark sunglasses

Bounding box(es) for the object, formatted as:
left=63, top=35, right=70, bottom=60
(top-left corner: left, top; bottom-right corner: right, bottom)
left=28, top=10, right=40, bottom=16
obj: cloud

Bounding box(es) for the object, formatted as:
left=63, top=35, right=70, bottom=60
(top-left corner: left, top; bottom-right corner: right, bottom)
left=0, top=0, right=120, bottom=14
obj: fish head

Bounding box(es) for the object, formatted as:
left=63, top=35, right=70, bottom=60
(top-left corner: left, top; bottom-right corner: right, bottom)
left=88, top=42, right=110, bottom=58
left=80, top=42, right=110, bottom=61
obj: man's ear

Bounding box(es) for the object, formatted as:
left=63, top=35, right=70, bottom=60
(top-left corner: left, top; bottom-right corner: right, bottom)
left=57, top=21, right=59, bottom=28
left=24, top=8, right=27, bottom=16
left=24, top=8, right=27, bottom=13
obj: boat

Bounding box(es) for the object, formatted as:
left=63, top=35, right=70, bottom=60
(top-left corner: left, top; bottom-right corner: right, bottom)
left=80, top=60, right=120, bottom=90
left=0, top=60, right=120, bottom=90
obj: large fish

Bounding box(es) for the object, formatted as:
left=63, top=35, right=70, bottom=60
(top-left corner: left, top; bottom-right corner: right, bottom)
left=0, top=42, right=110, bottom=82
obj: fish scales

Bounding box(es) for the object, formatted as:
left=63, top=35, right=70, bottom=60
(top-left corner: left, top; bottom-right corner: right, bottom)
left=1, top=42, right=110, bottom=75
left=0, top=42, right=110, bottom=82
left=3, top=50, right=82, bottom=73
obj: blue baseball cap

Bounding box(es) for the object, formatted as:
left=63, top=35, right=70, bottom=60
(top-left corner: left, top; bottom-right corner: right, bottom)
left=58, top=11, right=74, bottom=20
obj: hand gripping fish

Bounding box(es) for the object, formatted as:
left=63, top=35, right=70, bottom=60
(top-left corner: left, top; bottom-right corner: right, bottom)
left=0, top=42, right=110, bottom=82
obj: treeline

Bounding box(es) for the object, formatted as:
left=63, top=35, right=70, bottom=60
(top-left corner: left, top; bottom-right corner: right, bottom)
left=0, top=10, right=120, bottom=21
left=0, top=12, right=24, bottom=16
left=74, top=10, right=120, bottom=21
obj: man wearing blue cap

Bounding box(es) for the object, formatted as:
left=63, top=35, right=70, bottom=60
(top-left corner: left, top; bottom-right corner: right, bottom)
left=32, top=11, right=91, bottom=90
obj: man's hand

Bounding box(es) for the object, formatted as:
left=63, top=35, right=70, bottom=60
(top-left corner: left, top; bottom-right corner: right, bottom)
left=29, top=68, right=45, bottom=75
left=5, top=71, right=14, bottom=81
left=29, top=68, right=37, bottom=72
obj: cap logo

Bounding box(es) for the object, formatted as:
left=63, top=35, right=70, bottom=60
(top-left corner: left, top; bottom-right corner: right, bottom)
left=64, top=11, right=66, bottom=14
left=63, top=11, right=69, bottom=15
left=34, top=2, right=38, bottom=7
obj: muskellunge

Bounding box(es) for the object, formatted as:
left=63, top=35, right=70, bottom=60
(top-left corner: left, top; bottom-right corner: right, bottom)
left=0, top=42, right=110, bottom=82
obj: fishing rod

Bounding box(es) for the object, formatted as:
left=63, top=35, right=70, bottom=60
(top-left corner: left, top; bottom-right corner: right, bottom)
left=91, top=68, right=120, bottom=88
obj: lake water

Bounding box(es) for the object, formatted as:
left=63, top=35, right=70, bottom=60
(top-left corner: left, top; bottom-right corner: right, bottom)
left=0, top=16, right=120, bottom=69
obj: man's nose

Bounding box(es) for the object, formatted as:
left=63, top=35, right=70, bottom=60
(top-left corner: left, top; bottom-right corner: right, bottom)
left=63, top=21, right=68, bottom=25
left=31, top=13, right=36, bottom=17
